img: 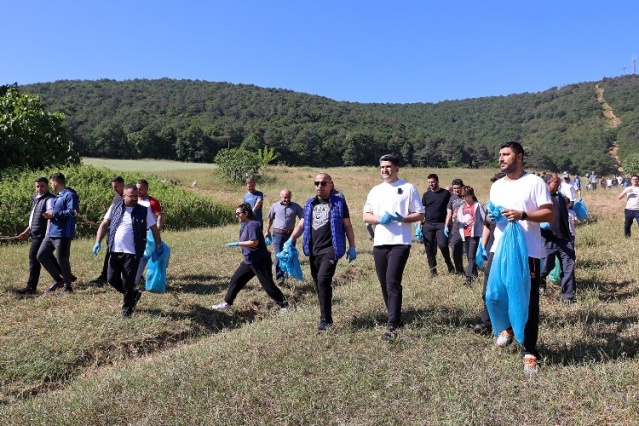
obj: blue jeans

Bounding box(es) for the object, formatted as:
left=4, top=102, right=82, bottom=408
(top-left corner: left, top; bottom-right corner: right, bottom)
left=271, top=232, right=291, bottom=282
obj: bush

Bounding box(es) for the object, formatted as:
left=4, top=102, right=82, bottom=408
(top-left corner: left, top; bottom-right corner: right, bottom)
left=622, top=153, right=639, bottom=175
left=214, top=148, right=261, bottom=184
left=0, top=165, right=234, bottom=238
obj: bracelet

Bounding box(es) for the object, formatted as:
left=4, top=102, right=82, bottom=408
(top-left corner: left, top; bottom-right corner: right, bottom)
left=521, top=211, right=528, bottom=221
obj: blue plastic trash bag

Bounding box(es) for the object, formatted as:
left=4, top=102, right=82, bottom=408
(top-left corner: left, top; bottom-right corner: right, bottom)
left=548, top=260, right=561, bottom=285
left=145, top=231, right=170, bottom=294
left=573, top=198, right=589, bottom=221
left=485, top=217, right=530, bottom=345
left=414, top=222, right=424, bottom=243
left=275, top=244, right=304, bottom=281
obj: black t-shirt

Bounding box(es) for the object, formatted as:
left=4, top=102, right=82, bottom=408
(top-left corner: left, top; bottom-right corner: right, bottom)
left=422, top=188, right=451, bottom=223
left=310, top=197, right=350, bottom=256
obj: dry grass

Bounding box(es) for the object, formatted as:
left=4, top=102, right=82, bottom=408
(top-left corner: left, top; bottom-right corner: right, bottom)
left=1, top=165, right=639, bottom=424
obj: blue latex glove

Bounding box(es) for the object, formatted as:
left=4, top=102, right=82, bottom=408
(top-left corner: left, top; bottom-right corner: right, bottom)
left=414, top=223, right=423, bottom=240
left=283, top=239, right=294, bottom=251
left=379, top=212, right=393, bottom=224
left=540, top=222, right=551, bottom=230
left=444, top=227, right=449, bottom=237
left=486, top=200, right=505, bottom=223
left=265, top=236, right=272, bottom=246
left=226, top=242, right=240, bottom=248
left=390, top=212, right=404, bottom=222
left=346, top=247, right=357, bottom=262
left=151, top=244, right=164, bottom=262
left=481, top=246, right=489, bottom=260
left=92, top=242, right=101, bottom=255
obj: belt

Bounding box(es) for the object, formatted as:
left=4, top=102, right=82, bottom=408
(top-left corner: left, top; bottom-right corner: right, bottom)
left=273, top=228, right=292, bottom=234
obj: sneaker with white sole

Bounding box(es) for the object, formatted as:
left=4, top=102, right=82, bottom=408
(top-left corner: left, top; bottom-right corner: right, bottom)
left=211, top=301, right=232, bottom=311
left=523, top=355, right=539, bottom=375
left=495, top=328, right=514, bottom=347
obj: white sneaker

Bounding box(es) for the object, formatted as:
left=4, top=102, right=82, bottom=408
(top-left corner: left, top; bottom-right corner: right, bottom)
left=523, top=355, right=539, bottom=375
left=278, top=306, right=289, bottom=316
left=495, top=329, right=514, bottom=347
left=211, top=301, right=231, bottom=311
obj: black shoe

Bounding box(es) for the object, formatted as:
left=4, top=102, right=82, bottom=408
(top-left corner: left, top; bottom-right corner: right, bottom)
left=317, top=320, right=333, bottom=333
left=473, top=322, right=491, bottom=335
left=89, top=278, right=107, bottom=287
left=561, top=297, right=575, bottom=305
left=447, top=266, right=455, bottom=274
left=17, top=287, right=37, bottom=295
left=45, top=281, right=64, bottom=293
left=381, top=324, right=401, bottom=341
left=60, top=285, right=73, bottom=294
left=122, top=307, right=133, bottom=318
left=464, top=277, right=472, bottom=286
left=71, top=274, right=77, bottom=283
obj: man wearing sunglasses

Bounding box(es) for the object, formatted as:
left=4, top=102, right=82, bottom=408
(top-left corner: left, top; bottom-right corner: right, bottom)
left=287, top=173, right=357, bottom=333
left=364, top=154, right=425, bottom=340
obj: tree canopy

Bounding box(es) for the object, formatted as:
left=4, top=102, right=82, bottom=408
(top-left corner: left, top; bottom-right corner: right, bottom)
left=17, top=76, right=639, bottom=174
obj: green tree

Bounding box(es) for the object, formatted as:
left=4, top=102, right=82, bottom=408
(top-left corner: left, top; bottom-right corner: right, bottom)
left=214, top=148, right=260, bottom=184
left=0, top=85, right=79, bottom=171
left=622, top=153, right=639, bottom=175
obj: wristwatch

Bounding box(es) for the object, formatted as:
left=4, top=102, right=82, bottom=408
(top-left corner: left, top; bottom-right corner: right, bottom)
left=521, top=211, right=528, bottom=221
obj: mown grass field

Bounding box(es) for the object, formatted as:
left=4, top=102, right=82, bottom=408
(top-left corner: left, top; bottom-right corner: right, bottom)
left=1, top=161, right=639, bottom=425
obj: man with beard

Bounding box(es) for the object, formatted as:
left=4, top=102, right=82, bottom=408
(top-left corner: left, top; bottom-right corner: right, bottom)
left=364, top=154, right=424, bottom=340
left=421, top=174, right=454, bottom=276
left=484, top=141, right=553, bottom=375
left=93, top=185, right=163, bottom=318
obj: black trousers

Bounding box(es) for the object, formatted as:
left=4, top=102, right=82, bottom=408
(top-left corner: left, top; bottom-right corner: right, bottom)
left=108, top=252, right=141, bottom=309
left=224, top=256, right=287, bottom=307
left=463, top=236, right=480, bottom=279
left=624, top=209, right=639, bottom=237
left=541, top=238, right=576, bottom=300
left=480, top=253, right=541, bottom=358
left=422, top=222, right=453, bottom=273
left=449, top=226, right=465, bottom=274
left=309, top=252, right=339, bottom=323
left=37, top=237, right=74, bottom=286
left=373, top=245, right=411, bottom=327
left=27, top=236, right=61, bottom=290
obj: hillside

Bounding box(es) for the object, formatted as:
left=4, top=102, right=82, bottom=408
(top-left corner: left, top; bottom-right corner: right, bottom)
left=19, top=76, right=639, bottom=174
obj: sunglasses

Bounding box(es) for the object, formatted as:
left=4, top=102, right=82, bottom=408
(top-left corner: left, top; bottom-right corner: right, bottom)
left=314, top=181, right=330, bottom=187
left=235, top=211, right=245, bottom=216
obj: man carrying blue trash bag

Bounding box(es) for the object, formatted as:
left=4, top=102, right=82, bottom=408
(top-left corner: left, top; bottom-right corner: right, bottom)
left=478, top=142, right=553, bottom=375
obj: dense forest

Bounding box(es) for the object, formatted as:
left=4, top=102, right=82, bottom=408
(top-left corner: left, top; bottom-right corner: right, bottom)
left=18, top=75, right=639, bottom=174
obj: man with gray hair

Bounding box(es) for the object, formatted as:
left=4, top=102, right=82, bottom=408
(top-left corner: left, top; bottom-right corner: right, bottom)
left=264, top=188, right=304, bottom=284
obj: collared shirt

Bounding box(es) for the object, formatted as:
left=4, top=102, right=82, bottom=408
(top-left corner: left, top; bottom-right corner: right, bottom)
left=105, top=204, right=156, bottom=254
left=267, top=201, right=303, bottom=231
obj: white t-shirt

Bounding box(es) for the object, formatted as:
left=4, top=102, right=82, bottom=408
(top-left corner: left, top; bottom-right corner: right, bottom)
left=489, top=173, right=552, bottom=259
left=624, top=186, right=639, bottom=210
left=105, top=204, right=156, bottom=254
left=559, top=181, right=577, bottom=202
left=363, top=179, right=424, bottom=246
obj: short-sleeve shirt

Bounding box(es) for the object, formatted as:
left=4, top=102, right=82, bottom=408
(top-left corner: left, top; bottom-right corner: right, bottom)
left=105, top=204, right=156, bottom=254
left=239, top=220, right=269, bottom=264
left=461, top=204, right=475, bottom=238
left=489, top=172, right=552, bottom=259
left=422, top=188, right=451, bottom=223
left=138, top=196, right=162, bottom=215
left=624, top=187, right=639, bottom=210
left=363, top=179, right=424, bottom=246
left=311, top=198, right=350, bottom=256
left=244, top=191, right=264, bottom=223
left=447, top=194, right=465, bottom=228
left=267, top=202, right=304, bottom=231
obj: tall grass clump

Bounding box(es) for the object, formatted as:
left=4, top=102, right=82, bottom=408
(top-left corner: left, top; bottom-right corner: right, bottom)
left=0, top=165, right=234, bottom=237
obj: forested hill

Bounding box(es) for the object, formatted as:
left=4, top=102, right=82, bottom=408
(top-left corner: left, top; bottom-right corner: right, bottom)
left=19, top=76, right=639, bottom=174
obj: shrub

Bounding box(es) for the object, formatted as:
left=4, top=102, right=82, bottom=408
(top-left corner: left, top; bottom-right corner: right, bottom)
left=214, top=148, right=261, bottom=184
left=622, top=153, right=639, bottom=175
left=0, top=165, right=234, bottom=238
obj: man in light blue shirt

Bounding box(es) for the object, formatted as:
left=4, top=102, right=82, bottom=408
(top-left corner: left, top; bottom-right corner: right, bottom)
left=243, top=177, right=264, bottom=229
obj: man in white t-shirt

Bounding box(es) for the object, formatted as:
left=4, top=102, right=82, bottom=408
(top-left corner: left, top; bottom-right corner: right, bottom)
left=482, top=142, right=553, bottom=375
left=364, top=154, right=425, bottom=340
left=93, top=185, right=163, bottom=318
left=559, top=173, right=577, bottom=207
left=617, top=174, right=639, bottom=237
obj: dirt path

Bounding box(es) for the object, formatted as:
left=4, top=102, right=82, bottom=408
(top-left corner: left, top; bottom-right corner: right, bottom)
left=595, top=84, right=622, bottom=170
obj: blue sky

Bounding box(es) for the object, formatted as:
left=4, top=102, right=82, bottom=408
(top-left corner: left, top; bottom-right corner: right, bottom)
left=4, top=1, right=639, bottom=104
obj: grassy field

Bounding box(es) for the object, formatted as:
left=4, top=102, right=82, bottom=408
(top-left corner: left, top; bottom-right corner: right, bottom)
left=1, top=164, right=639, bottom=425
left=82, top=157, right=216, bottom=172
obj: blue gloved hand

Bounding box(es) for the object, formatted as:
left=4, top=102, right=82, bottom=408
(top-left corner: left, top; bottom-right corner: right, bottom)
left=346, top=247, right=357, bottom=263
left=481, top=246, right=489, bottom=260
left=414, top=223, right=423, bottom=241
left=379, top=212, right=393, bottom=224
left=391, top=212, right=404, bottom=222
left=265, top=236, right=272, bottom=246
left=226, top=242, right=240, bottom=247
left=92, top=242, right=101, bottom=255
left=283, top=239, right=294, bottom=251
left=151, top=244, right=164, bottom=262
left=540, top=222, right=551, bottom=230
left=486, top=200, right=504, bottom=223
left=444, top=227, right=449, bottom=238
